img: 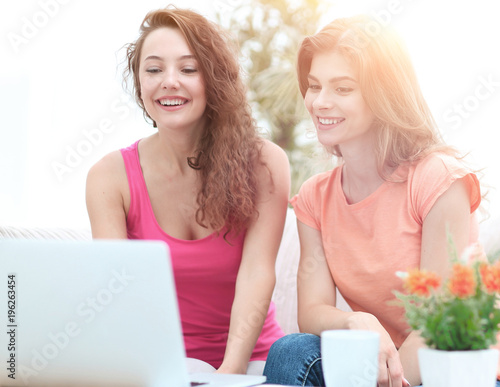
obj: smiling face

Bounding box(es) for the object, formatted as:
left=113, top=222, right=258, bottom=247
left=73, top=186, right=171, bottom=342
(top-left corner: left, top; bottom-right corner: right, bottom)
left=139, top=27, right=207, bottom=134
left=304, top=50, right=377, bottom=152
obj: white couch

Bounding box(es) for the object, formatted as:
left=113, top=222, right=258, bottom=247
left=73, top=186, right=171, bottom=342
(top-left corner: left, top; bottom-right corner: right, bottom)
left=1, top=209, right=499, bottom=335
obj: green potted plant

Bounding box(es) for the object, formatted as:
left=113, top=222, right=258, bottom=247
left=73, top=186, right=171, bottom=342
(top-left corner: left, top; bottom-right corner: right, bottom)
left=395, top=242, right=500, bottom=387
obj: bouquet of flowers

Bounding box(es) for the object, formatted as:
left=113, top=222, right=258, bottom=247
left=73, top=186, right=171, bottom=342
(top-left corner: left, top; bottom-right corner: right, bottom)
left=395, top=243, right=500, bottom=350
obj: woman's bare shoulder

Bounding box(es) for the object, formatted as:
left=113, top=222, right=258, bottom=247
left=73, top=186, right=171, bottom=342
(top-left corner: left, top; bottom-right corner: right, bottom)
left=88, top=150, right=125, bottom=177
left=256, top=138, right=290, bottom=195
left=86, top=149, right=129, bottom=199
left=259, top=138, right=289, bottom=166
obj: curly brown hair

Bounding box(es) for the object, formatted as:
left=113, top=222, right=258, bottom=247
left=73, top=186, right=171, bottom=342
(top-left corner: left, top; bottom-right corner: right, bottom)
left=124, top=6, right=263, bottom=235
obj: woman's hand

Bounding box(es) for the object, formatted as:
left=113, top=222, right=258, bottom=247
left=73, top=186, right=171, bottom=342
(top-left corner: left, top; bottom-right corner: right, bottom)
left=398, top=331, right=425, bottom=386
left=346, top=312, right=405, bottom=387
left=215, top=362, right=247, bottom=375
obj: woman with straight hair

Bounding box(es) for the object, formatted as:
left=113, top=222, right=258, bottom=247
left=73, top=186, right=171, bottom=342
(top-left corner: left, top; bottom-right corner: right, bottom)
left=86, top=6, right=289, bottom=375
left=263, top=15, right=484, bottom=386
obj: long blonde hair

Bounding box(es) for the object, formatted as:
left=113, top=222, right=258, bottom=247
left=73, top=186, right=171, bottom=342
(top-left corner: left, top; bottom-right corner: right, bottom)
left=297, top=15, right=459, bottom=178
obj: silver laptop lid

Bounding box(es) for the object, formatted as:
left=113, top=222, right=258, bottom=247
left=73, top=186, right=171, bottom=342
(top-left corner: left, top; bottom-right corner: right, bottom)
left=0, top=239, right=190, bottom=387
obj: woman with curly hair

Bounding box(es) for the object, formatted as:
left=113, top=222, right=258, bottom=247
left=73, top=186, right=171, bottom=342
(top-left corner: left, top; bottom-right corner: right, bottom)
left=86, top=6, right=289, bottom=375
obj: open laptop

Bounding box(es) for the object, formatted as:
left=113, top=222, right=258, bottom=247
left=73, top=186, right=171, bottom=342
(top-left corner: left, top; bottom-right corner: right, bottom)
left=0, top=239, right=265, bottom=387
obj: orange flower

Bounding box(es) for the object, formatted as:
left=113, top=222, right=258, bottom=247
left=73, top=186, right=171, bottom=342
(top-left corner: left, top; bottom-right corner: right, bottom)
left=480, top=261, right=500, bottom=293
left=448, top=263, right=476, bottom=298
left=404, top=269, right=441, bottom=297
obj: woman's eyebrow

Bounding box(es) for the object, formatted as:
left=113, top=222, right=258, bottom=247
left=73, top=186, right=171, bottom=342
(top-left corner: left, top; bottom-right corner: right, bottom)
left=144, top=55, right=162, bottom=61
left=307, top=74, right=357, bottom=83
left=143, top=54, right=196, bottom=61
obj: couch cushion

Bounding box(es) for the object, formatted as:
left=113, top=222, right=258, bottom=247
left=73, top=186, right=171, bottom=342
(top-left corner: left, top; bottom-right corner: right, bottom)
left=0, top=226, right=91, bottom=241
left=272, top=209, right=301, bottom=334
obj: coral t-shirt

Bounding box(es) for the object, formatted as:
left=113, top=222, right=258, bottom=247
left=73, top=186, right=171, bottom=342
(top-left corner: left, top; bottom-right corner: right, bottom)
left=292, top=153, right=481, bottom=347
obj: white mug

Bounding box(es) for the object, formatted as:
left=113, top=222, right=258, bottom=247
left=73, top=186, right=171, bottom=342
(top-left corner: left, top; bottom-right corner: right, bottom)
left=321, top=329, right=380, bottom=387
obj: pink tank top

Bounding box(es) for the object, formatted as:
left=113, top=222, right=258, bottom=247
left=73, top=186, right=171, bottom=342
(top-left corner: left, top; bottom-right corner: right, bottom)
left=120, top=141, right=283, bottom=368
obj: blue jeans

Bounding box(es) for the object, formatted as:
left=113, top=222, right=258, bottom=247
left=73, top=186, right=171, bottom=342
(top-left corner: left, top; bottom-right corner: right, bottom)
left=264, top=333, right=500, bottom=386
left=264, top=333, right=324, bottom=386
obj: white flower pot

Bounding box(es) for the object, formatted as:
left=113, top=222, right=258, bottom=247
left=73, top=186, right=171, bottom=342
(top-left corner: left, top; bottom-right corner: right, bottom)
left=418, top=348, right=499, bottom=387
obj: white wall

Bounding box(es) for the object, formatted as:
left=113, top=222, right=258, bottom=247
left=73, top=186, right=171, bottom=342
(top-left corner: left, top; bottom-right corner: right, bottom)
left=1, top=0, right=499, bottom=232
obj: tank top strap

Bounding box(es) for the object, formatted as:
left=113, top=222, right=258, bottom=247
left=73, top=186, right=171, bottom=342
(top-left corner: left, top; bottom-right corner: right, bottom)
left=120, top=140, right=157, bottom=236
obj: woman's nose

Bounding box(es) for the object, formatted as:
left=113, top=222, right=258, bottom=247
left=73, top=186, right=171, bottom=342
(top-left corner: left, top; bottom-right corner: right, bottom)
left=313, top=89, right=334, bottom=110
left=161, top=70, right=180, bottom=90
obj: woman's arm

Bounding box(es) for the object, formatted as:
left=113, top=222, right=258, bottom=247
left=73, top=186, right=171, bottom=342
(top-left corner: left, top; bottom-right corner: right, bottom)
left=398, top=178, right=472, bottom=386
left=296, top=220, right=343, bottom=333
left=85, top=151, right=129, bottom=239
left=217, top=140, right=291, bottom=374
left=296, top=220, right=404, bottom=387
